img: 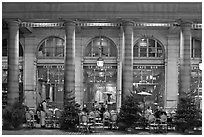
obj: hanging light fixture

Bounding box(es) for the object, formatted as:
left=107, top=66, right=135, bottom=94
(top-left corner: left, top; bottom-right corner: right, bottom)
left=96, top=27, right=104, bottom=68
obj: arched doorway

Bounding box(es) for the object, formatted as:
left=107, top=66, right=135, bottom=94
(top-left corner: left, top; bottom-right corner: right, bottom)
left=36, top=36, right=65, bottom=109
left=83, top=36, right=118, bottom=110
left=133, top=37, right=165, bottom=111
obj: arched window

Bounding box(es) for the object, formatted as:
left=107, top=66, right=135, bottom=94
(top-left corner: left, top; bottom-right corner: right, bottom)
left=191, top=38, right=202, bottom=58
left=134, top=38, right=164, bottom=58
left=85, top=36, right=117, bottom=57
left=38, top=36, right=65, bottom=58
left=2, top=39, right=23, bottom=56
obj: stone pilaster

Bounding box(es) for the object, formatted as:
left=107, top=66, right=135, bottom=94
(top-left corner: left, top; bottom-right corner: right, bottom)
left=64, top=21, right=76, bottom=106
left=179, top=22, right=192, bottom=97
left=165, top=34, right=180, bottom=110
left=122, top=21, right=134, bottom=101
left=7, top=20, right=19, bottom=105
left=75, top=37, right=83, bottom=105
left=24, top=36, right=37, bottom=108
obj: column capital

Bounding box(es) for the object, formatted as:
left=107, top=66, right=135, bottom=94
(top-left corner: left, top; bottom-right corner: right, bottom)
left=6, top=19, right=20, bottom=26
left=121, top=20, right=135, bottom=27
left=64, top=20, right=77, bottom=26
left=177, top=20, right=192, bottom=28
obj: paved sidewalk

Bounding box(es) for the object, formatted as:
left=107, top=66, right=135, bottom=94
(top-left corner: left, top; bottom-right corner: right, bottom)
left=2, top=128, right=184, bottom=135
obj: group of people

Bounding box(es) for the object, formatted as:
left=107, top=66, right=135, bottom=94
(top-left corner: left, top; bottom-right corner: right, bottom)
left=81, top=104, right=110, bottom=119
left=144, top=106, right=167, bottom=121
left=80, top=103, right=117, bottom=122
left=34, top=98, right=115, bottom=128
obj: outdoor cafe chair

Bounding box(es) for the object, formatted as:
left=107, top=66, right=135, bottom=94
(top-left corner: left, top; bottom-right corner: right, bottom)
left=110, top=113, right=118, bottom=129
left=88, top=111, right=96, bottom=131
left=52, top=109, right=62, bottom=128
left=103, top=111, right=111, bottom=129
left=148, top=114, right=159, bottom=133
left=45, top=111, right=54, bottom=128
left=25, top=110, right=36, bottom=128
left=78, top=113, right=89, bottom=132
left=159, top=114, right=168, bottom=133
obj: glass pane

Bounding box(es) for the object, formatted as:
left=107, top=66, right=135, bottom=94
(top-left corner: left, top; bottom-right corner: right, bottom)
left=149, top=39, right=155, bottom=47
left=149, top=47, right=155, bottom=57
left=109, top=41, right=117, bottom=57
left=134, top=43, right=139, bottom=57
left=157, top=43, right=163, bottom=57
left=140, top=47, right=147, bottom=57
left=55, top=39, right=64, bottom=57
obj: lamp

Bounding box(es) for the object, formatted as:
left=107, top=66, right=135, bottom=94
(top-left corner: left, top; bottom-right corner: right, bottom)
left=97, top=57, right=104, bottom=67
left=96, top=27, right=104, bottom=68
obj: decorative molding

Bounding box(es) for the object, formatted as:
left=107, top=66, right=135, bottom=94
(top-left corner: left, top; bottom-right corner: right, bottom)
left=18, top=21, right=202, bottom=30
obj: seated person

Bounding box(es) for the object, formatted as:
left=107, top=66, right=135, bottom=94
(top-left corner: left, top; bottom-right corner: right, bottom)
left=103, top=110, right=111, bottom=120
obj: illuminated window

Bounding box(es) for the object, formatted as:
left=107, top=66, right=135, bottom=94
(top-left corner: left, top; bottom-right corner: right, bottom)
left=134, top=38, right=164, bottom=58
left=38, top=36, right=65, bottom=58
left=85, top=36, right=117, bottom=57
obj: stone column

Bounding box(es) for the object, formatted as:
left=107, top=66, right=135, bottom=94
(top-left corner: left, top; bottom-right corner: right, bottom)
left=116, top=26, right=124, bottom=112
left=24, top=36, right=37, bottom=108
left=122, top=21, right=134, bottom=101
left=64, top=21, right=75, bottom=106
left=7, top=20, right=19, bottom=105
left=179, top=22, right=192, bottom=98
left=165, top=34, right=180, bottom=110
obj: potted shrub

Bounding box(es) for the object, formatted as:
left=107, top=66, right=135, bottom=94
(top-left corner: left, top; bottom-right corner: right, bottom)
left=59, top=102, right=80, bottom=131
left=118, top=92, right=142, bottom=132
left=174, top=96, right=201, bottom=133
left=2, top=99, right=26, bottom=130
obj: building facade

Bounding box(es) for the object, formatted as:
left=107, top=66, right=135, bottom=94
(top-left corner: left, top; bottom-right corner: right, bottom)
left=2, top=2, right=202, bottom=111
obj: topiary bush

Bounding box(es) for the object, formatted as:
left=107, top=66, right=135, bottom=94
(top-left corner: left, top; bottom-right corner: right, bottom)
left=118, top=92, right=142, bottom=130
left=2, top=99, right=26, bottom=130
left=59, top=103, right=80, bottom=131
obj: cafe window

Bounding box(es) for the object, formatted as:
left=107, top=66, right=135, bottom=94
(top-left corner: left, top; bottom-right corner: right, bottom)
left=85, top=36, right=117, bottom=57
left=38, top=36, right=65, bottom=58
left=134, top=38, right=164, bottom=58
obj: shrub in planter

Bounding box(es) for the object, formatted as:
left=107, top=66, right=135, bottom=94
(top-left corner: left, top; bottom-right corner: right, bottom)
left=2, top=99, right=26, bottom=129
left=118, top=93, right=142, bottom=130
left=174, top=96, right=201, bottom=132
left=59, top=103, right=80, bottom=131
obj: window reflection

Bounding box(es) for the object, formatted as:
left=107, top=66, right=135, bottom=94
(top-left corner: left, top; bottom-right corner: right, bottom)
left=134, top=38, right=164, bottom=58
